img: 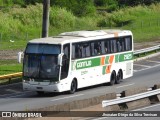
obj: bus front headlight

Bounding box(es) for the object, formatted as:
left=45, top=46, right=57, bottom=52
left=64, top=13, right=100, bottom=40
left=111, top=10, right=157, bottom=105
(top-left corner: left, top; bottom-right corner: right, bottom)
left=50, top=81, right=59, bottom=85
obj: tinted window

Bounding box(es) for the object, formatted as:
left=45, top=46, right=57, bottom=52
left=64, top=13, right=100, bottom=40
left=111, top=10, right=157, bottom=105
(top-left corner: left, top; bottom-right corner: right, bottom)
left=72, top=42, right=91, bottom=59
left=72, top=36, right=132, bottom=59
left=26, top=44, right=61, bottom=54
left=125, top=37, right=132, bottom=51
left=110, top=39, right=117, bottom=53
left=104, top=40, right=110, bottom=54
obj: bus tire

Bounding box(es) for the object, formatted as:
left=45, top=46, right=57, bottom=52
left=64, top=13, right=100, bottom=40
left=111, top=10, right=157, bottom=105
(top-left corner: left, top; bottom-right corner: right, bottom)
left=116, top=70, right=123, bottom=84
left=36, top=91, right=44, bottom=95
left=69, top=79, right=77, bottom=94
left=110, top=71, right=116, bottom=85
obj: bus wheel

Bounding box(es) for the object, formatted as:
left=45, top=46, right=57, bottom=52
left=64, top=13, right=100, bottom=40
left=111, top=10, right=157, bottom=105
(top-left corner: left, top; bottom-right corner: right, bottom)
left=36, top=91, right=44, bottom=95
left=69, top=79, right=77, bottom=94
left=116, top=70, right=122, bottom=84
left=110, top=71, right=116, bottom=85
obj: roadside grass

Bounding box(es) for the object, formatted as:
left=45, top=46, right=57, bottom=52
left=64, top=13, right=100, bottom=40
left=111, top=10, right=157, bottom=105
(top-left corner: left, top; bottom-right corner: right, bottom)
left=0, top=60, right=22, bottom=84
left=0, top=60, right=22, bottom=75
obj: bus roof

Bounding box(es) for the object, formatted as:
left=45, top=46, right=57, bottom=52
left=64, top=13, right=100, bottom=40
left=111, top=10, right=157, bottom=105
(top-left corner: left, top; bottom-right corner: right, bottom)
left=28, top=29, right=132, bottom=45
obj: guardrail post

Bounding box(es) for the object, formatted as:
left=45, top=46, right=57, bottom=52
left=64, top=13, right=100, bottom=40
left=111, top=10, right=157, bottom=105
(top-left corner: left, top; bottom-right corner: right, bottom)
left=9, top=78, right=11, bottom=84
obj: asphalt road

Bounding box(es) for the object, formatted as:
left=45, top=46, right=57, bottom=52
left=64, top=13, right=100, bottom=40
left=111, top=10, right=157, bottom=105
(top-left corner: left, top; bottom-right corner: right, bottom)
left=0, top=54, right=160, bottom=111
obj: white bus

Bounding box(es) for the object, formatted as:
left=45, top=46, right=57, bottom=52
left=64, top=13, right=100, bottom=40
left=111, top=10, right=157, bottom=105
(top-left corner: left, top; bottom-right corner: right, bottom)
left=23, top=29, right=133, bottom=94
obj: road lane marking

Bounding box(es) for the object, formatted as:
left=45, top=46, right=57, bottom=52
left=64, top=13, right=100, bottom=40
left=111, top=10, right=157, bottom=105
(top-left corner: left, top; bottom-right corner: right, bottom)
left=116, top=83, right=135, bottom=89
left=50, top=94, right=84, bottom=102
left=133, top=70, right=138, bottom=72
left=134, top=64, right=151, bottom=68
left=134, top=64, right=160, bottom=72
left=146, top=60, right=160, bottom=64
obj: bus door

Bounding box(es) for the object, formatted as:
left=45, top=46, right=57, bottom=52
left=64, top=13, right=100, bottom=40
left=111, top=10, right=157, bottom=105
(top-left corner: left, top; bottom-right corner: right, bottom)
left=60, top=44, right=70, bottom=80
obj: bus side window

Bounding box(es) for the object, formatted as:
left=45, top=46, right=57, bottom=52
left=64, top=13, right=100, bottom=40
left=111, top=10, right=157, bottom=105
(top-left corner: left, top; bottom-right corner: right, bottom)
left=72, top=44, right=75, bottom=59
left=94, top=42, right=101, bottom=55
left=101, top=41, right=105, bottom=54
left=74, top=44, right=82, bottom=58
left=86, top=44, right=91, bottom=57
left=104, top=40, right=110, bottom=54
left=91, top=42, right=95, bottom=56
left=83, top=43, right=91, bottom=57
left=110, top=39, right=117, bottom=53
left=120, top=38, right=125, bottom=52
left=78, top=45, right=83, bottom=58
left=117, top=40, right=122, bottom=52
left=125, top=37, right=132, bottom=51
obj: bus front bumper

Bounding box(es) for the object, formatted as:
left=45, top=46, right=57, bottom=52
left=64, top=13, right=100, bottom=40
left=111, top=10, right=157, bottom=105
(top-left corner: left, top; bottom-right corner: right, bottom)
left=23, top=82, right=63, bottom=92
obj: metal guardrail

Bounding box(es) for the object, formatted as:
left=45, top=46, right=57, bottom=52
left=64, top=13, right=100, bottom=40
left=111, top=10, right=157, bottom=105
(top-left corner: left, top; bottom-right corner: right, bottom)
left=0, top=72, right=22, bottom=84
left=102, top=88, right=160, bottom=107
left=134, top=45, right=160, bottom=55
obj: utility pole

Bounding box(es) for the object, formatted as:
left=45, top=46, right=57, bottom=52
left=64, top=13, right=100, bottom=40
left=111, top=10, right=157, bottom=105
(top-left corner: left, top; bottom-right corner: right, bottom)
left=42, top=0, right=50, bottom=38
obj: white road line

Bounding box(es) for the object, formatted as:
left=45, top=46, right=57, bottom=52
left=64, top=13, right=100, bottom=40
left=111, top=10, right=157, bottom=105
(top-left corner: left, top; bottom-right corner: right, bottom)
left=50, top=94, right=84, bottom=102
left=134, top=64, right=160, bottom=73
left=133, top=70, right=137, bottom=72
left=116, top=83, right=135, bottom=89
left=133, top=103, right=160, bottom=111
left=134, top=64, right=151, bottom=68
left=146, top=60, right=160, bottom=64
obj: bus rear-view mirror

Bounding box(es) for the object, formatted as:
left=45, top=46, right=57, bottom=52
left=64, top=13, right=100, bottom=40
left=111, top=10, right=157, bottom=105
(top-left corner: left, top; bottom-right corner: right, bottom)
left=58, top=53, right=64, bottom=66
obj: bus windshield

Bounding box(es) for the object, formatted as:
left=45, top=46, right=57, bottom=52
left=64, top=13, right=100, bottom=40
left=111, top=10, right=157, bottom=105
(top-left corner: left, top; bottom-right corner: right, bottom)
left=23, top=44, right=61, bottom=81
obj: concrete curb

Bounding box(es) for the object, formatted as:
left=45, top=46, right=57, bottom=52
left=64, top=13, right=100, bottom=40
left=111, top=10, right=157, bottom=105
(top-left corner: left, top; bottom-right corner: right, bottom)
left=126, top=98, right=150, bottom=110
left=32, top=93, right=117, bottom=112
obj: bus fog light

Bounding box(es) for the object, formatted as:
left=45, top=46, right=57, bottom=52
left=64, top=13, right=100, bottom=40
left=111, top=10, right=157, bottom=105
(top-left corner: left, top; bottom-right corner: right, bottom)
left=23, top=80, right=29, bottom=83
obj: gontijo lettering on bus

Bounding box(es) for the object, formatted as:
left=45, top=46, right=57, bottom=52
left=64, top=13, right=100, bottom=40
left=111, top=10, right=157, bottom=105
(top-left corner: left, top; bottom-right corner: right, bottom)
left=77, top=60, right=92, bottom=69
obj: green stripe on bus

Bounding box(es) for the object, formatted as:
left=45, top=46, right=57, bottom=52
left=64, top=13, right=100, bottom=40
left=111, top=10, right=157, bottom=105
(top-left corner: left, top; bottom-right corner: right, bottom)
left=76, top=58, right=100, bottom=70
left=115, top=52, right=133, bottom=63
left=72, top=52, right=133, bottom=70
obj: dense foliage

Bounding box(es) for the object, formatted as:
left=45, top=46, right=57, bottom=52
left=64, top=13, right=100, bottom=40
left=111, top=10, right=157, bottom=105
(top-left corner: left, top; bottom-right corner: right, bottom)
left=1, top=0, right=160, bottom=14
